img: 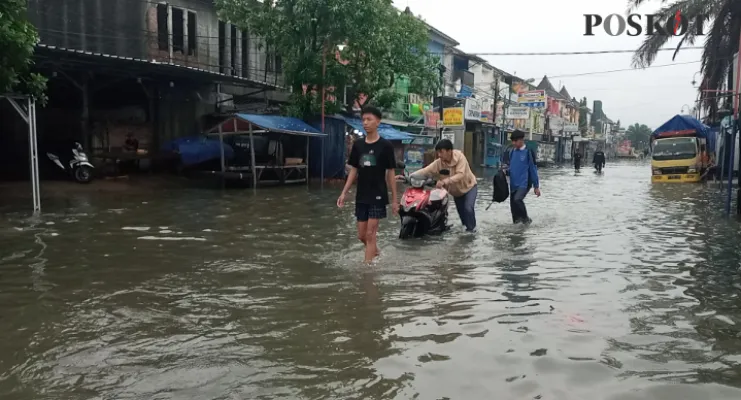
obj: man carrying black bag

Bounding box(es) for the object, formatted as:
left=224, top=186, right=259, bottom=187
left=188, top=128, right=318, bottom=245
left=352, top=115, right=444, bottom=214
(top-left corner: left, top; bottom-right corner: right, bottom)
left=500, top=130, right=541, bottom=224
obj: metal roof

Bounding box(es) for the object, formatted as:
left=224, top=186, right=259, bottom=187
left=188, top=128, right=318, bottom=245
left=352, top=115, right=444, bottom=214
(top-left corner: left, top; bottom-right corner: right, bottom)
left=34, top=43, right=281, bottom=89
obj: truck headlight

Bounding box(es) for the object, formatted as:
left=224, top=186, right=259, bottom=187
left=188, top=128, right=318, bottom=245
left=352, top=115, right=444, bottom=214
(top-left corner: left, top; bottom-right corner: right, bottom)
left=687, top=168, right=697, bottom=174
left=652, top=169, right=662, bottom=175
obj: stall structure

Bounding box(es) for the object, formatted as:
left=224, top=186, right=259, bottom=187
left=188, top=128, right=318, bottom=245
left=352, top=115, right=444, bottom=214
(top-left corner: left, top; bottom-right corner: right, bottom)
left=1, top=94, right=40, bottom=213
left=342, top=117, right=432, bottom=172
left=206, top=114, right=327, bottom=188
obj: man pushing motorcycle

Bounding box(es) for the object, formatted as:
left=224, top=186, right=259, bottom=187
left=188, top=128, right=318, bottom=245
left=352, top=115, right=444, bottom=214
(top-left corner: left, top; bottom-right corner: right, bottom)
left=399, top=139, right=478, bottom=232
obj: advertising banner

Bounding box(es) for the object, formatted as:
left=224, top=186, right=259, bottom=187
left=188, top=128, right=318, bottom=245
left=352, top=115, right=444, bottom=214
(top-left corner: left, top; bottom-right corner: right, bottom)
left=443, top=107, right=464, bottom=126
left=506, top=106, right=530, bottom=120
left=424, top=110, right=439, bottom=128
left=518, top=90, right=547, bottom=108
left=465, top=98, right=482, bottom=121
left=563, top=122, right=579, bottom=133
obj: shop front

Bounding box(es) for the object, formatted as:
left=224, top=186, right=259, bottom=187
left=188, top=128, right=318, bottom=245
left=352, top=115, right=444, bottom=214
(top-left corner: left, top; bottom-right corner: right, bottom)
left=464, top=98, right=483, bottom=166
left=484, top=126, right=504, bottom=167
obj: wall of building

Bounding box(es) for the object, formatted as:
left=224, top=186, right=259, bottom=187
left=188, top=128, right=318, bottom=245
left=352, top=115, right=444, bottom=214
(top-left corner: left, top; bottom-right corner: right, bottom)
left=28, top=0, right=282, bottom=86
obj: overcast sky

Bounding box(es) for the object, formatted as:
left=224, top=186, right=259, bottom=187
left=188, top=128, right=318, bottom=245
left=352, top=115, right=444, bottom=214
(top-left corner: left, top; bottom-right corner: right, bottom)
left=393, top=0, right=702, bottom=129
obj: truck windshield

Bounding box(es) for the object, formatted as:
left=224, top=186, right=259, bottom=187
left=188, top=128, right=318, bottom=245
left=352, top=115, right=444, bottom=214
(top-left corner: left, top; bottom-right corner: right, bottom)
left=652, top=137, right=697, bottom=161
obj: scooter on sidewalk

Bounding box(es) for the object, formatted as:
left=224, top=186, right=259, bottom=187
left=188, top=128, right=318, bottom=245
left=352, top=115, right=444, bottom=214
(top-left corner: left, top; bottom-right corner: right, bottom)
left=395, top=162, right=450, bottom=239
left=46, top=142, right=95, bottom=183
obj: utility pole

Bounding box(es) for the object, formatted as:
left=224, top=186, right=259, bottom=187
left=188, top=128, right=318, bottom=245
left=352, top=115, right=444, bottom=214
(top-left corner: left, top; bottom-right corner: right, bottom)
left=438, top=64, right=446, bottom=139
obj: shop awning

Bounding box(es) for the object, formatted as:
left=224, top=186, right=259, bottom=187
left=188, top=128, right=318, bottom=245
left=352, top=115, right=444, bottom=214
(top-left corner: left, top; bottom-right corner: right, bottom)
left=344, top=118, right=415, bottom=141
left=207, top=113, right=327, bottom=137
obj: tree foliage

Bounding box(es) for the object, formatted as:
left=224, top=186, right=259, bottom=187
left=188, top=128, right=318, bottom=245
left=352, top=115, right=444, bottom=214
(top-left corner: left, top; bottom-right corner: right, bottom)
left=625, top=123, right=653, bottom=150
left=578, top=97, right=588, bottom=131
left=0, top=0, right=47, bottom=103
left=215, top=0, right=439, bottom=118
left=629, top=0, right=740, bottom=120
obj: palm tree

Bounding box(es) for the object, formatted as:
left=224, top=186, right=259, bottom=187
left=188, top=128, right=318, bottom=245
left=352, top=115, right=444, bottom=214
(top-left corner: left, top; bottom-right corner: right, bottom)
left=626, top=123, right=653, bottom=150
left=630, top=0, right=741, bottom=120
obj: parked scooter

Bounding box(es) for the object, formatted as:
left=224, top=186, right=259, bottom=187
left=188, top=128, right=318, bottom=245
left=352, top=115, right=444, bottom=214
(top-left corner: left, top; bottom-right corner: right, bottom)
left=46, top=142, right=95, bottom=183
left=396, top=163, right=450, bottom=239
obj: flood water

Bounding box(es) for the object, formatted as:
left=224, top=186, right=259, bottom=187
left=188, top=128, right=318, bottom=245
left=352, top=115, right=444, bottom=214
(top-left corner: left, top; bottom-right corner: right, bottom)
left=2, top=161, right=741, bottom=399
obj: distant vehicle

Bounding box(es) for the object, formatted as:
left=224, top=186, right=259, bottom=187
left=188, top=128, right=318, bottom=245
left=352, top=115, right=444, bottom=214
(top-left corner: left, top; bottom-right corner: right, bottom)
left=651, top=115, right=715, bottom=183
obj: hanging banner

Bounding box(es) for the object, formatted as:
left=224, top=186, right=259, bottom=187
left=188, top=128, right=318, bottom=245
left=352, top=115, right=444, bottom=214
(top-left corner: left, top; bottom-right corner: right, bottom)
left=506, top=106, right=530, bottom=120
left=443, top=107, right=464, bottom=126
left=424, top=110, right=439, bottom=128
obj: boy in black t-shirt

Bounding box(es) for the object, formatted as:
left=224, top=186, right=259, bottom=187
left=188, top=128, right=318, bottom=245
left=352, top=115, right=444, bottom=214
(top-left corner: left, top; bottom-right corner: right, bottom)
left=337, top=106, right=399, bottom=263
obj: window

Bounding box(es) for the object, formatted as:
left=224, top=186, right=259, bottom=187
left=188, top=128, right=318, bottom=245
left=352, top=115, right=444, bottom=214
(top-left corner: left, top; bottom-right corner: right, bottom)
left=218, top=21, right=226, bottom=74
left=172, top=7, right=184, bottom=53
left=230, top=25, right=237, bottom=76
left=267, top=52, right=282, bottom=73
left=241, top=29, right=249, bottom=77
left=157, top=4, right=168, bottom=51
left=187, top=12, right=197, bottom=56
left=274, top=55, right=282, bottom=74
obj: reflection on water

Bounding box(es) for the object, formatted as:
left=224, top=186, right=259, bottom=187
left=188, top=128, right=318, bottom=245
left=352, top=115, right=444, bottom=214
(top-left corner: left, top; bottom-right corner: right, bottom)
left=2, top=162, right=741, bottom=399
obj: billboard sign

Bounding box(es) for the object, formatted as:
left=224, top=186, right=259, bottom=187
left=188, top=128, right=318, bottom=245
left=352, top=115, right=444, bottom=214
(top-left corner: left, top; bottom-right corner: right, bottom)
left=518, top=90, right=547, bottom=108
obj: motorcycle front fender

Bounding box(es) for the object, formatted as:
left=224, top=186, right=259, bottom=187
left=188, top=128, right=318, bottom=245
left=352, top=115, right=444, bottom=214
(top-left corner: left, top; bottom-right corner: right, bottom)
left=401, top=216, right=417, bottom=225
left=76, top=161, right=95, bottom=169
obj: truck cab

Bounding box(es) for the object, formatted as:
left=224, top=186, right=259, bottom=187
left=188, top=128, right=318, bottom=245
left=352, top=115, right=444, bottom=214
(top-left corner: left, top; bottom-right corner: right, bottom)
left=651, top=136, right=706, bottom=183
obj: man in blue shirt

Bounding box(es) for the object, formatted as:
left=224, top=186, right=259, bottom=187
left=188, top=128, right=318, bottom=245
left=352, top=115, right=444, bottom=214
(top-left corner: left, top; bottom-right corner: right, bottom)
left=503, top=130, right=541, bottom=224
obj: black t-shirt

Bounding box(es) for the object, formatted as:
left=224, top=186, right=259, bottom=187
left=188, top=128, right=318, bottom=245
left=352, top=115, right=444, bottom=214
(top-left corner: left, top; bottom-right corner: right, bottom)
left=348, top=137, right=396, bottom=205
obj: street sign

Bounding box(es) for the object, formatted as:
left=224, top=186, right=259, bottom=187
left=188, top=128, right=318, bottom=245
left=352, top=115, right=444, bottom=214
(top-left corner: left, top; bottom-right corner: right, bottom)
left=443, top=107, right=464, bottom=126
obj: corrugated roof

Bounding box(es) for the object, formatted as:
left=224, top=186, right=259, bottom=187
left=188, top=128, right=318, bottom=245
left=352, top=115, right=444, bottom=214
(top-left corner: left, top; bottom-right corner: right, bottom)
left=35, top=43, right=281, bottom=89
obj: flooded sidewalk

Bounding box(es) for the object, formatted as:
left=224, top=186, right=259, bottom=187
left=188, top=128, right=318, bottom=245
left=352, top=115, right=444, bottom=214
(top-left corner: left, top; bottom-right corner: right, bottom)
left=2, top=162, right=741, bottom=399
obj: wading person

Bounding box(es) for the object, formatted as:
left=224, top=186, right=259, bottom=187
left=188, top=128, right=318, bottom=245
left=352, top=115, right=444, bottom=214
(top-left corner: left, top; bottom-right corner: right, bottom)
left=503, top=130, right=541, bottom=224
left=404, top=139, right=478, bottom=232
left=592, top=148, right=606, bottom=172
left=337, top=106, right=399, bottom=263
left=573, top=151, right=582, bottom=171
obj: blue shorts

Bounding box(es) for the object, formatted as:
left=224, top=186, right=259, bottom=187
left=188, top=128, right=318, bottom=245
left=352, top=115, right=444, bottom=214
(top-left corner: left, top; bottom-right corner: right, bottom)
left=355, top=203, right=387, bottom=221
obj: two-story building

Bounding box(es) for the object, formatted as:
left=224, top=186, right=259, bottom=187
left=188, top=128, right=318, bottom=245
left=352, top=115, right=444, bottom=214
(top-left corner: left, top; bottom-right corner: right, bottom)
left=19, top=0, right=283, bottom=158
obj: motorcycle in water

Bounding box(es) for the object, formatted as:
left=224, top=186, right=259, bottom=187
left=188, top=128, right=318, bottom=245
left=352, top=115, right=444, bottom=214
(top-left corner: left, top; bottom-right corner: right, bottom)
left=47, top=142, right=95, bottom=183
left=396, top=169, right=450, bottom=239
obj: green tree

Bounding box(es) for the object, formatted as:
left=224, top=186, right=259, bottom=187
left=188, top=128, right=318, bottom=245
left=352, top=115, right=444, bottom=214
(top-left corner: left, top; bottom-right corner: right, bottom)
left=625, top=123, right=653, bottom=150
left=629, top=0, right=738, bottom=119
left=215, top=0, right=438, bottom=118
left=578, top=97, right=588, bottom=131
left=0, top=0, right=47, bottom=103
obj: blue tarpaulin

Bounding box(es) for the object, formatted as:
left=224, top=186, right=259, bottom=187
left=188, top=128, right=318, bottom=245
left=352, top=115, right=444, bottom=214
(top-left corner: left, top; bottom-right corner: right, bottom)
left=208, top=114, right=326, bottom=137
left=653, top=114, right=709, bottom=137
left=344, top=118, right=415, bottom=141
left=653, top=114, right=715, bottom=153
left=161, top=136, right=234, bottom=166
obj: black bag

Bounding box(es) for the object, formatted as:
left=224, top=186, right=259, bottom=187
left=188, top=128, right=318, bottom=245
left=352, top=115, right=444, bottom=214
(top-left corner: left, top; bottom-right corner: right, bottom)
left=492, top=169, right=509, bottom=203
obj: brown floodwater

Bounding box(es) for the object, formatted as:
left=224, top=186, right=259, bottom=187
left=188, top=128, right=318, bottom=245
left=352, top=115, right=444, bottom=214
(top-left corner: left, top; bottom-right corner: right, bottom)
left=2, top=161, right=741, bottom=399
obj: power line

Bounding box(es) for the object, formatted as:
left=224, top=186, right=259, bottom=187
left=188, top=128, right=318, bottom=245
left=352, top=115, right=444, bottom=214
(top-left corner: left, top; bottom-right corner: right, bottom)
left=548, top=60, right=702, bottom=79
left=448, top=47, right=704, bottom=56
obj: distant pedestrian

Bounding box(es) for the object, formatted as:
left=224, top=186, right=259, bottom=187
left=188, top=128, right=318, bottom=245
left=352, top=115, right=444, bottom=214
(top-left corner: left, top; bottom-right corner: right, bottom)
left=574, top=151, right=582, bottom=171
left=404, top=139, right=478, bottom=232
left=593, top=149, right=606, bottom=172
left=502, top=130, right=541, bottom=224
left=337, top=106, right=399, bottom=263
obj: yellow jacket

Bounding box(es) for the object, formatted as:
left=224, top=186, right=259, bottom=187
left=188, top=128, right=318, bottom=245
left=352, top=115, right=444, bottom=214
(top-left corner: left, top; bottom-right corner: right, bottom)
left=412, top=150, right=477, bottom=197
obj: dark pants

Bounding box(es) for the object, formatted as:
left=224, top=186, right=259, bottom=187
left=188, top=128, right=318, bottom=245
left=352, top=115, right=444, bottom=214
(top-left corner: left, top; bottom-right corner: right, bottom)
left=574, top=159, right=581, bottom=170
left=510, top=187, right=530, bottom=224
left=453, top=185, right=477, bottom=231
